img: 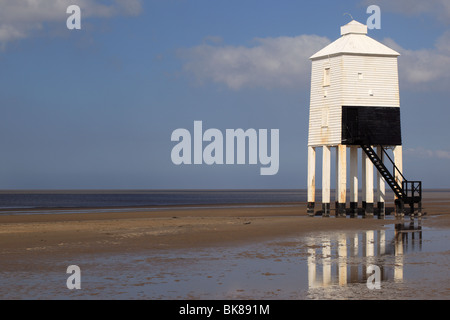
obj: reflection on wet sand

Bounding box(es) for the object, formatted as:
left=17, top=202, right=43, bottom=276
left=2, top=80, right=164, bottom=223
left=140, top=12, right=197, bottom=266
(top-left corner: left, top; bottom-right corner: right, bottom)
left=307, top=220, right=423, bottom=291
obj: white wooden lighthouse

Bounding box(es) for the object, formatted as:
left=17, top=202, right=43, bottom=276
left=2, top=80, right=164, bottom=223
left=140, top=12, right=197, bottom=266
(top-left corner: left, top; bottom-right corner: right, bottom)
left=306, top=20, right=421, bottom=218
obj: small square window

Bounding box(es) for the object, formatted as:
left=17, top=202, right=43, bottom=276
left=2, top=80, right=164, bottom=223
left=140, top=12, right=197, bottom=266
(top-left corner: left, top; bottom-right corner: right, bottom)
left=323, top=68, right=330, bottom=86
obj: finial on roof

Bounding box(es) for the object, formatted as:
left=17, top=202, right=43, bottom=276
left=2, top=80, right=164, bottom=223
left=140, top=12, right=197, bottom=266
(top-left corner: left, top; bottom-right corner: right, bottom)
left=343, top=13, right=353, bottom=21
left=340, top=19, right=367, bottom=36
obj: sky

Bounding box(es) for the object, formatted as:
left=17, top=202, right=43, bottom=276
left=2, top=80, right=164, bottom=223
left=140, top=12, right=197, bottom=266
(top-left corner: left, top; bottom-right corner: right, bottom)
left=1, top=0, right=450, bottom=190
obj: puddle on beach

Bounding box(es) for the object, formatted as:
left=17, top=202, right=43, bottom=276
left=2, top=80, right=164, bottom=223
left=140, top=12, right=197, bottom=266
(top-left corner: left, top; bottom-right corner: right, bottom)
left=1, top=217, right=449, bottom=299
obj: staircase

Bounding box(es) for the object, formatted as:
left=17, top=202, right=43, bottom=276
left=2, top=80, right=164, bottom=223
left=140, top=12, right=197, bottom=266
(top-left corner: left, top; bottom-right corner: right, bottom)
left=361, top=144, right=422, bottom=211
left=361, top=145, right=404, bottom=199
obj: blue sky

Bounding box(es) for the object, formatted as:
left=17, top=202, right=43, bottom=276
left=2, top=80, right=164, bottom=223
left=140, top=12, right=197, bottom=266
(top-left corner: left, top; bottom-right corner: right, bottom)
left=1, top=0, right=450, bottom=189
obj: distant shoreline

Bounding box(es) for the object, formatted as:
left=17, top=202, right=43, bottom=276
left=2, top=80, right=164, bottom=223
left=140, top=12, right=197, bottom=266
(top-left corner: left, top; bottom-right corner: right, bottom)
left=0, top=189, right=306, bottom=194
left=1, top=188, right=450, bottom=193
left=0, top=202, right=303, bottom=216
left=0, top=188, right=449, bottom=215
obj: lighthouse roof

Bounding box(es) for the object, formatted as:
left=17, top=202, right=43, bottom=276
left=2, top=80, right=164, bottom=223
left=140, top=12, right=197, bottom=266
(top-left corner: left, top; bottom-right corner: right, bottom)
left=309, top=20, right=400, bottom=60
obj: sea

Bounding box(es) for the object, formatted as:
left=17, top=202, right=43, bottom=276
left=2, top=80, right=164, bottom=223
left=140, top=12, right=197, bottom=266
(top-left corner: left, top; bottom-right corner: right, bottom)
left=0, top=189, right=308, bottom=213
left=1, top=189, right=444, bottom=215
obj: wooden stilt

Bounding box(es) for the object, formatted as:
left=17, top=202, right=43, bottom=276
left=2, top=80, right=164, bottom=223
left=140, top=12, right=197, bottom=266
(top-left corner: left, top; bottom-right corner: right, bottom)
left=307, top=146, right=316, bottom=216
left=322, top=146, right=331, bottom=217
left=350, top=146, right=358, bottom=217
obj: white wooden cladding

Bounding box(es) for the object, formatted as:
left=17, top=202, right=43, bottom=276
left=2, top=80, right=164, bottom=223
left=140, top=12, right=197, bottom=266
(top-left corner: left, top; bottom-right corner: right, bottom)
left=308, top=55, right=400, bottom=147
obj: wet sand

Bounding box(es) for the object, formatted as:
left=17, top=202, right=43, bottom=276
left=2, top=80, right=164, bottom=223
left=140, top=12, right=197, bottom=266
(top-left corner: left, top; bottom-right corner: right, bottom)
left=1, top=191, right=449, bottom=299
left=0, top=205, right=402, bottom=257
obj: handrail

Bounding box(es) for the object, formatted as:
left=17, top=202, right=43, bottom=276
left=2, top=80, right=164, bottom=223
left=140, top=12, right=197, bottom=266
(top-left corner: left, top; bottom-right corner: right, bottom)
left=359, top=127, right=407, bottom=182
left=379, top=146, right=407, bottom=182
left=344, top=124, right=422, bottom=206
left=403, top=180, right=422, bottom=199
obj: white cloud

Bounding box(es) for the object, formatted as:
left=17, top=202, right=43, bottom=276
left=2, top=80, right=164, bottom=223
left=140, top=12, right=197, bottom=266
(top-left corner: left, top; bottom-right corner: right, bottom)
left=362, top=0, right=450, bottom=23
left=360, top=1, right=450, bottom=90
left=181, top=32, right=450, bottom=92
left=382, top=34, right=450, bottom=90
left=180, top=35, right=331, bottom=90
left=405, top=147, right=450, bottom=160
left=0, top=0, right=142, bottom=44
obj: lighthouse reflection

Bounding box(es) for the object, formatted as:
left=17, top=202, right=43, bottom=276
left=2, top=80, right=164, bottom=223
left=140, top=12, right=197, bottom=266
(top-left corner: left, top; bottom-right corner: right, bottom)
left=306, top=221, right=422, bottom=290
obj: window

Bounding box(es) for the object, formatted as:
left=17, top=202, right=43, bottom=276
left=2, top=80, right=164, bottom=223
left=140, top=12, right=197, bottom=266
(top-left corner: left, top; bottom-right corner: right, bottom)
left=323, top=68, right=330, bottom=86
left=358, top=72, right=363, bottom=80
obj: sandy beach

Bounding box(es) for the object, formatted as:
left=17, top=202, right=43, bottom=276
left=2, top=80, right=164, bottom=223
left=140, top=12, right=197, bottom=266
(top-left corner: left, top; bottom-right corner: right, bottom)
left=0, top=205, right=399, bottom=255
left=1, top=191, right=449, bottom=299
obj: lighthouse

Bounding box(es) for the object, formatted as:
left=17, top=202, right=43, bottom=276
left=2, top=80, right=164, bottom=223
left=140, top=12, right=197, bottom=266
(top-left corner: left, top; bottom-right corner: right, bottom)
left=306, top=20, right=421, bottom=218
